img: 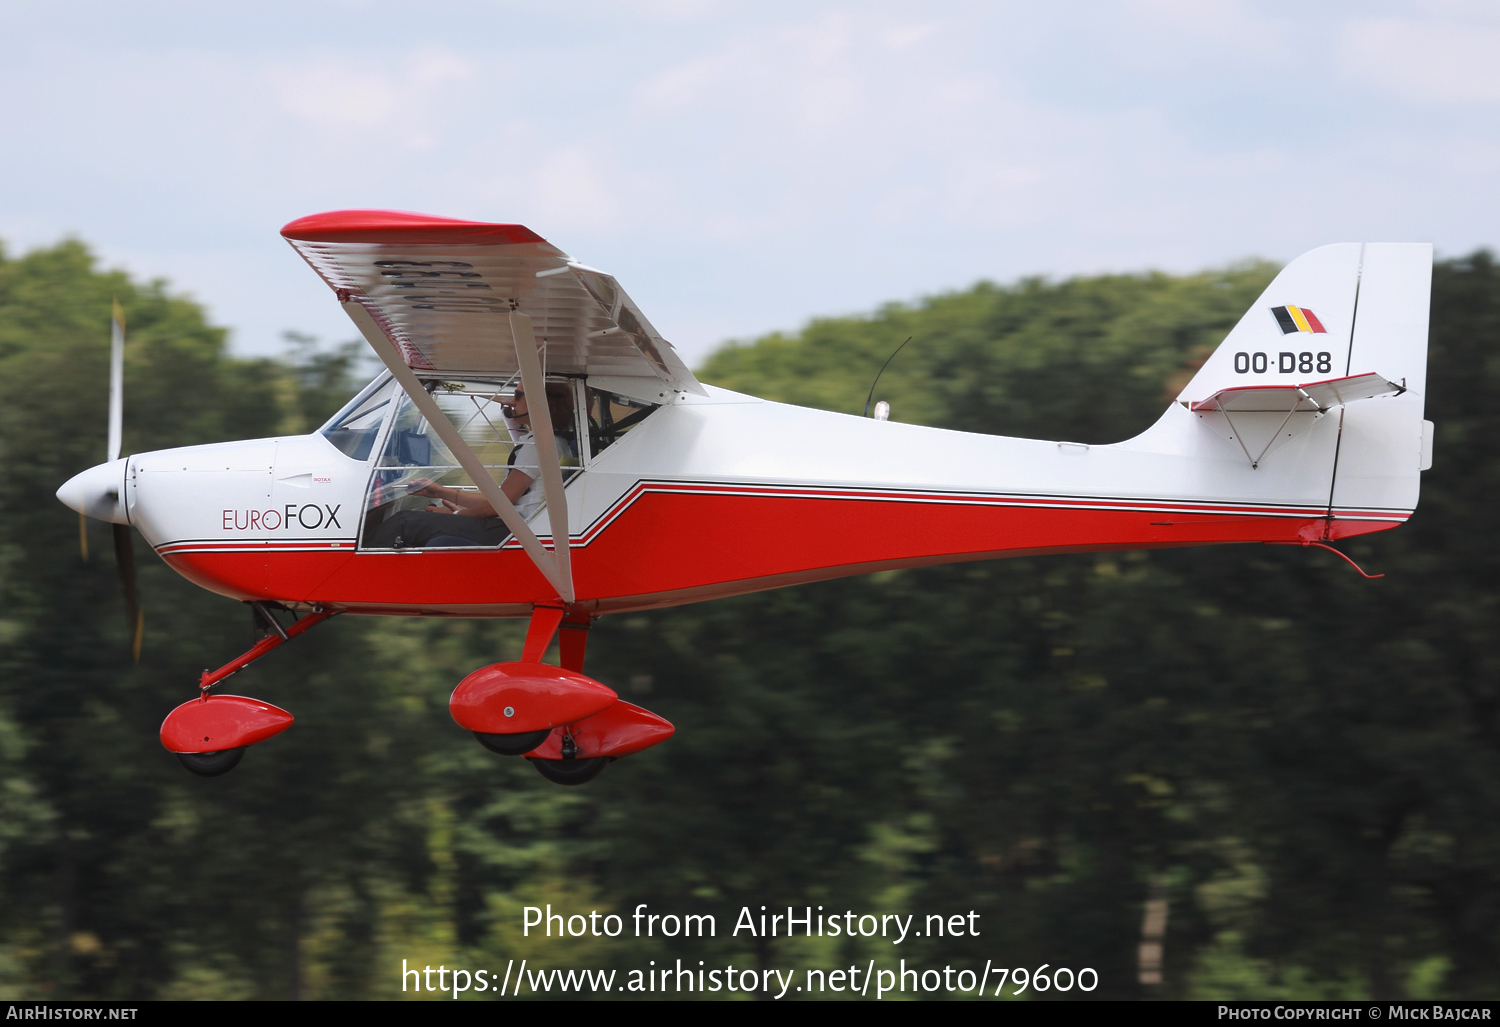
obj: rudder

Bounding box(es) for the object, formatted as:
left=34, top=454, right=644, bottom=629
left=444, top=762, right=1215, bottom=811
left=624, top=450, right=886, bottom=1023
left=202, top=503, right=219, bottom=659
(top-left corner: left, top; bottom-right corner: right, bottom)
left=1328, top=244, right=1432, bottom=518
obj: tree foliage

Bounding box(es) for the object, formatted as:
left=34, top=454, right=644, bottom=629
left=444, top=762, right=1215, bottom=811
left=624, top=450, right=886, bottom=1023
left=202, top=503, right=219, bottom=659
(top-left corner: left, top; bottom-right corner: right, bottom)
left=0, top=239, right=1496, bottom=1000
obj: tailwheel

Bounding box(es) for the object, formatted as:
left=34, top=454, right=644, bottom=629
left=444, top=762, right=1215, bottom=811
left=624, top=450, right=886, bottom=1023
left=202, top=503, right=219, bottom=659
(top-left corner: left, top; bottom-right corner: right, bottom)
left=176, top=747, right=246, bottom=778
left=474, top=729, right=551, bottom=756
left=527, top=756, right=613, bottom=786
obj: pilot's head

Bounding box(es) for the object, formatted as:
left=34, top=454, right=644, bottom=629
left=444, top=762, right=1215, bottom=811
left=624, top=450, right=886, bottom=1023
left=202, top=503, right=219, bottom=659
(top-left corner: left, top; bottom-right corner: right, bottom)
left=503, top=388, right=531, bottom=425
left=504, top=384, right=573, bottom=432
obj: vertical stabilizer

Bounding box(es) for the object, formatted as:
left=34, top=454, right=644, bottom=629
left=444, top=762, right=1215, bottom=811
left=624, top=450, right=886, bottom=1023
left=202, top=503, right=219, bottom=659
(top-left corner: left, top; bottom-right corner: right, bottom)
left=1176, top=243, right=1364, bottom=404
left=1165, top=241, right=1431, bottom=528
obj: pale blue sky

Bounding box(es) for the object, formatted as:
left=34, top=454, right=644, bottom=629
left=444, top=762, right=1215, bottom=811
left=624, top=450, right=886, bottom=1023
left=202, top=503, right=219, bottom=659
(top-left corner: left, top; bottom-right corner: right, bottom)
left=3, top=1, right=1497, bottom=364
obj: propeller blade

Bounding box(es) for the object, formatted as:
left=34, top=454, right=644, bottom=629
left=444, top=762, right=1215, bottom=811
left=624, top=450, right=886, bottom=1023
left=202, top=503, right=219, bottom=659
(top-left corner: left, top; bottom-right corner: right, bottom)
left=112, top=522, right=143, bottom=661
left=79, top=511, right=89, bottom=562
left=107, top=303, right=139, bottom=657
left=108, top=299, right=125, bottom=463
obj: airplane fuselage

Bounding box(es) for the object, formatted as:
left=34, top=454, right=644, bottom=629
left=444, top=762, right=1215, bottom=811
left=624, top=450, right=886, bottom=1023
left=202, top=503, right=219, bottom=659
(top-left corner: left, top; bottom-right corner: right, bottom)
left=101, top=381, right=1412, bottom=618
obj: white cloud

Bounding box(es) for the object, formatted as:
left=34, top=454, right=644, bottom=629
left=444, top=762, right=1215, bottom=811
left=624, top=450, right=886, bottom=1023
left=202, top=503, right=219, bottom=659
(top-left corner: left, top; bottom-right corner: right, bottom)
left=630, top=12, right=871, bottom=135
left=878, top=21, right=941, bottom=51
left=625, top=0, right=738, bottom=22
left=1339, top=17, right=1500, bottom=104
left=1125, top=0, right=1276, bottom=44
left=267, top=49, right=479, bottom=136
left=528, top=143, right=625, bottom=231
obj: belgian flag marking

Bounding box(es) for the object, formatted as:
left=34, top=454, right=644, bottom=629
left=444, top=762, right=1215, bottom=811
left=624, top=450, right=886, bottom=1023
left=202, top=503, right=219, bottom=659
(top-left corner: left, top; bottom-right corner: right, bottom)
left=1270, top=305, right=1327, bottom=335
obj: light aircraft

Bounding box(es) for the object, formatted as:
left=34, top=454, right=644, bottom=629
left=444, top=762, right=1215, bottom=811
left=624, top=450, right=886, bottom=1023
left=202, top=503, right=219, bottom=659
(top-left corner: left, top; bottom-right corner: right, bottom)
left=56, top=211, right=1433, bottom=784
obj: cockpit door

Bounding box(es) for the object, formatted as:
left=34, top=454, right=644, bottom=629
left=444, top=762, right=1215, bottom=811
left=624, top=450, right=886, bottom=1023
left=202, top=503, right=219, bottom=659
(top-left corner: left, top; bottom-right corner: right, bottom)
left=356, top=377, right=583, bottom=551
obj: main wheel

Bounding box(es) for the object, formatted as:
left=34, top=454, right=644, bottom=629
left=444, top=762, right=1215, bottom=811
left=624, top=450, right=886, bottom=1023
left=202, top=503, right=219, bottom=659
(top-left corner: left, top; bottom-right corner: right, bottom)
left=176, top=747, right=246, bottom=777
left=527, top=756, right=612, bottom=786
left=474, top=729, right=551, bottom=756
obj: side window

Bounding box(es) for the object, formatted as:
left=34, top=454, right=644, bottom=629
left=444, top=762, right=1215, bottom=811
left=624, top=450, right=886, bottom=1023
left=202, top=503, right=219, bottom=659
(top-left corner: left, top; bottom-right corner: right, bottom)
left=319, top=375, right=396, bottom=460
left=359, top=378, right=582, bottom=549
left=585, top=388, right=659, bottom=460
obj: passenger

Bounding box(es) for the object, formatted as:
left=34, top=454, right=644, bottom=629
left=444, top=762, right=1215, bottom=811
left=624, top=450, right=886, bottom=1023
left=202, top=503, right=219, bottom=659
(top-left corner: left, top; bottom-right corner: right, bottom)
left=365, top=383, right=574, bottom=549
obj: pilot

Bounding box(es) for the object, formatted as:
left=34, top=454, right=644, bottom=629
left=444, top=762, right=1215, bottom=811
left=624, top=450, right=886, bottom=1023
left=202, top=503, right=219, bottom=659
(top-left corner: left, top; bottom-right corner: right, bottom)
left=365, top=383, right=575, bottom=549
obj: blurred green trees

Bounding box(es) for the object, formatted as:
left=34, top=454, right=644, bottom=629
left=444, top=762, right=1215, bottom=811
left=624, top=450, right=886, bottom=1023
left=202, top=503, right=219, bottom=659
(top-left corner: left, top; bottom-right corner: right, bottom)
left=0, top=238, right=1496, bottom=1000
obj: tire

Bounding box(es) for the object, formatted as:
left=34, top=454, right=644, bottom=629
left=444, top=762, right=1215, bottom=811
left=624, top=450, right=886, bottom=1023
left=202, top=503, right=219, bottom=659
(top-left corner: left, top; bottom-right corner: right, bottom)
left=474, top=729, right=551, bottom=756
left=527, top=756, right=612, bottom=786
left=176, top=748, right=246, bottom=777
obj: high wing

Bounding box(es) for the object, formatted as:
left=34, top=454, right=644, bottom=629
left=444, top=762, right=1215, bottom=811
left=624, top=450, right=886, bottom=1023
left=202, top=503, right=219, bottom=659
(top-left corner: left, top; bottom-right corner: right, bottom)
left=281, top=209, right=705, bottom=395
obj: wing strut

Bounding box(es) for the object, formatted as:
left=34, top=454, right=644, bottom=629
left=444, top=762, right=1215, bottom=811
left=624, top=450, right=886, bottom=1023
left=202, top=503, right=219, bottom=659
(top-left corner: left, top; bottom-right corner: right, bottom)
left=342, top=300, right=575, bottom=602
left=508, top=311, right=573, bottom=602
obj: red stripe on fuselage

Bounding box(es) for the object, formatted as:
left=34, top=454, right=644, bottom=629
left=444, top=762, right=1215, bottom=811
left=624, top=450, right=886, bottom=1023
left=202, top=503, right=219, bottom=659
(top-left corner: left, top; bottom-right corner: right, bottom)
left=569, top=480, right=1405, bottom=544
left=157, top=488, right=1407, bottom=613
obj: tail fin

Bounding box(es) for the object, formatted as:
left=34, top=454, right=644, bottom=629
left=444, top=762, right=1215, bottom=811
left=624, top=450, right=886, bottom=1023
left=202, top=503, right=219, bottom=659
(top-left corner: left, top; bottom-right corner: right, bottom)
left=1174, top=243, right=1432, bottom=524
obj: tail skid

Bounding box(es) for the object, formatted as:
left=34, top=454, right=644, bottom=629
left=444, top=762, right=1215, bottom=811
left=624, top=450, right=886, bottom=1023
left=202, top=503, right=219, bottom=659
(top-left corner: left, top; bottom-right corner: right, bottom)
left=1268, top=539, right=1385, bottom=578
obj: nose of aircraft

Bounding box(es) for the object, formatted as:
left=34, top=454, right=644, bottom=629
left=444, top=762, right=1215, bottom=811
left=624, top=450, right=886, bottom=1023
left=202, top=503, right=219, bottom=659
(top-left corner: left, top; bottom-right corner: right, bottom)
left=56, top=458, right=130, bottom=524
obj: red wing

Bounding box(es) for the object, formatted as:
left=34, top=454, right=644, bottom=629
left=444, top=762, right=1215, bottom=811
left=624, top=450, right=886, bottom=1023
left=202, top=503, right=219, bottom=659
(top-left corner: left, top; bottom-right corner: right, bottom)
left=282, top=209, right=704, bottom=394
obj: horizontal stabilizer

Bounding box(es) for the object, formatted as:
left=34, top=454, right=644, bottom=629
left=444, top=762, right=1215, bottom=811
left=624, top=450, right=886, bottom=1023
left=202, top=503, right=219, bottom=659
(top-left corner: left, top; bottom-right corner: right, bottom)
left=1190, top=372, right=1404, bottom=414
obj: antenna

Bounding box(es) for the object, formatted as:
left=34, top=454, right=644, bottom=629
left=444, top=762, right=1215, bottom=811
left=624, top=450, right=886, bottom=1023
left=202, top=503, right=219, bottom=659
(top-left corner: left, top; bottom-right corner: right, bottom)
left=863, top=336, right=913, bottom=418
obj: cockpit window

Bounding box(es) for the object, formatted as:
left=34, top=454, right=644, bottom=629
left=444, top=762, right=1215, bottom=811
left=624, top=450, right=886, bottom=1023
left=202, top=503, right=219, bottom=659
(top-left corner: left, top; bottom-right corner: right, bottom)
left=320, top=375, right=395, bottom=461
left=359, top=378, right=582, bottom=550
left=585, top=388, right=659, bottom=459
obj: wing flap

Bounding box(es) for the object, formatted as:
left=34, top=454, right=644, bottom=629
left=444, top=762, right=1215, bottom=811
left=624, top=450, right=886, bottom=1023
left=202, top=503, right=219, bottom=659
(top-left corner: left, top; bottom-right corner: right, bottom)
left=282, top=210, right=705, bottom=395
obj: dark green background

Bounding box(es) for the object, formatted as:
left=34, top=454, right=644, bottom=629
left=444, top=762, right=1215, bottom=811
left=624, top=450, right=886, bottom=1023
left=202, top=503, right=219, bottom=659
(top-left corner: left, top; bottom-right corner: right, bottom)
left=1, top=239, right=1495, bottom=999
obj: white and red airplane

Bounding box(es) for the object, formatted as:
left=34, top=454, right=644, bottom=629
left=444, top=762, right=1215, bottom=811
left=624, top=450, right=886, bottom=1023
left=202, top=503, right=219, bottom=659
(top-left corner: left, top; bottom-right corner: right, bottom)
left=56, top=211, right=1433, bottom=784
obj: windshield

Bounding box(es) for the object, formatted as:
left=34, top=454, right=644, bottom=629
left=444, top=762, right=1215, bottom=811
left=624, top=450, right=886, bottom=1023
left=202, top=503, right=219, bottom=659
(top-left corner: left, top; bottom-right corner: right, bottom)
left=320, top=375, right=396, bottom=461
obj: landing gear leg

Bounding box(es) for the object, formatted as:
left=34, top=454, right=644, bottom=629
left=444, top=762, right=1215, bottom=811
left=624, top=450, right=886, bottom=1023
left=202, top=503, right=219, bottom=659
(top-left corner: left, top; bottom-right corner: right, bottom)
left=559, top=611, right=593, bottom=672
left=467, top=604, right=617, bottom=783
left=468, top=606, right=599, bottom=761
left=161, top=605, right=336, bottom=777
left=198, top=605, right=336, bottom=695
